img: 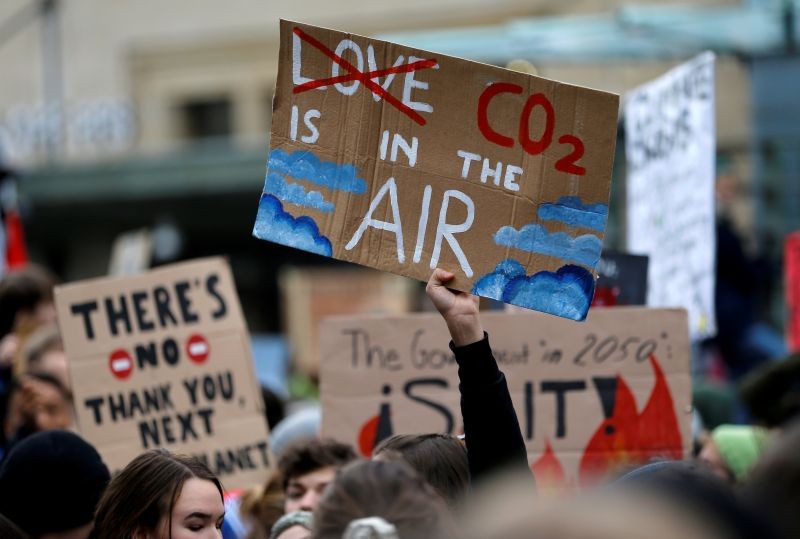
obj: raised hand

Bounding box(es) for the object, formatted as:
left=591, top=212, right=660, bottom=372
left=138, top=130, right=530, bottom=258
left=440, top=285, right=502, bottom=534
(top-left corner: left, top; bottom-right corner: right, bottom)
left=425, top=268, right=483, bottom=347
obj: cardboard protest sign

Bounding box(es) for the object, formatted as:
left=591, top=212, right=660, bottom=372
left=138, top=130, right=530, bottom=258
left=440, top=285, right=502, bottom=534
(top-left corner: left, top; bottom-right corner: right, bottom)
left=786, top=232, right=800, bottom=352
left=253, top=20, right=620, bottom=321
left=625, top=53, right=716, bottom=339
left=55, top=258, right=272, bottom=489
left=279, top=266, right=415, bottom=377
left=592, top=250, right=649, bottom=306
left=320, top=308, right=691, bottom=487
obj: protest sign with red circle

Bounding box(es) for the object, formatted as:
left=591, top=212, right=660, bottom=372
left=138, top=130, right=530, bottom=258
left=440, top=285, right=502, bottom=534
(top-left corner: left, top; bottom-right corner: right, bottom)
left=186, top=334, right=210, bottom=364
left=108, top=349, right=133, bottom=380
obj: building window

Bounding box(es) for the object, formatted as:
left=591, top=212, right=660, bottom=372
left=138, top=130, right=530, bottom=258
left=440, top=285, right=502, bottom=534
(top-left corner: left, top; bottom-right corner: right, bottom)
left=181, top=97, right=232, bottom=140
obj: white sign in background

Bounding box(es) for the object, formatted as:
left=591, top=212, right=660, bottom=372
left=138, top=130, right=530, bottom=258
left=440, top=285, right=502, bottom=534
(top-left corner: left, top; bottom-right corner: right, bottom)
left=625, top=52, right=717, bottom=340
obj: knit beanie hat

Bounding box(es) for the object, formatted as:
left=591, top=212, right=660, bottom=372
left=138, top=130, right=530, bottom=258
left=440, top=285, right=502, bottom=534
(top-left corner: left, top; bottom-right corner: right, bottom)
left=711, top=425, right=769, bottom=481
left=0, top=430, right=111, bottom=535
left=270, top=511, right=314, bottom=539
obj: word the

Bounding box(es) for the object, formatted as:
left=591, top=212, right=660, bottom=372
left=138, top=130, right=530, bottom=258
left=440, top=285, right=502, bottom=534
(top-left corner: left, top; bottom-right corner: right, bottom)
left=456, top=150, right=523, bottom=192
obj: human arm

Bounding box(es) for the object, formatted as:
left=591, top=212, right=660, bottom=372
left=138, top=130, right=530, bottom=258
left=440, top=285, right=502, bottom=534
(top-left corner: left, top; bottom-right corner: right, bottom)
left=426, top=269, right=530, bottom=484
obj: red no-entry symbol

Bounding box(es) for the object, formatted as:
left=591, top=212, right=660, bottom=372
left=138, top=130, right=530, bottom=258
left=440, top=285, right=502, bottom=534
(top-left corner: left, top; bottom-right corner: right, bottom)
left=186, top=334, right=210, bottom=365
left=108, top=349, right=133, bottom=380
left=292, top=26, right=438, bottom=126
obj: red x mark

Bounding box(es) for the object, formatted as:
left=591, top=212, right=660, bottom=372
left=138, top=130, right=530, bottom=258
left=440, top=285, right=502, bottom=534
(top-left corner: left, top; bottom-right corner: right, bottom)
left=293, top=27, right=438, bottom=126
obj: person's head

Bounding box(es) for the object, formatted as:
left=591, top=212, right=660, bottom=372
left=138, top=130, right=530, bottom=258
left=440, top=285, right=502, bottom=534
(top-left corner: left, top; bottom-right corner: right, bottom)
left=27, top=373, right=73, bottom=432
left=93, top=449, right=224, bottom=539
left=278, top=439, right=357, bottom=514
left=699, top=425, right=770, bottom=483
left=743, top=421, right=800, bottom=539
left=0, top=265, right=56, bottom=337
left=269, top=511, right=313, bottom=539
left=373, top=433, right=469, bottom=508
left=313, top=459, right=455, bottom=539
left=22, top=323, right=69, bottom=389
left=0, top=430, right=110, bottom=539
left=4, top=373, right=73, bottom=440
left=615, top=460, right=771, bottom=539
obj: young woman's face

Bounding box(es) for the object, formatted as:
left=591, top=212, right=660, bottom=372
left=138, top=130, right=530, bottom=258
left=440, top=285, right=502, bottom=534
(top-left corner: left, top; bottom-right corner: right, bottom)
left=161, top=478, right=225, bottom=539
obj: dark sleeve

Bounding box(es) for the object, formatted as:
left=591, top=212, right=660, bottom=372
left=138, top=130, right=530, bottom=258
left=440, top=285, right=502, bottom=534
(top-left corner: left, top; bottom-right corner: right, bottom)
left=452, top=333, right=532, bottom=485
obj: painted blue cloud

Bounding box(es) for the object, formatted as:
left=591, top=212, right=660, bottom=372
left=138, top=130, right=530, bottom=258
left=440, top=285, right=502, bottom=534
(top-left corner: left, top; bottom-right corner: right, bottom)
left=537, top=196, right=608, bottom=232
left=494, top=223, right=602, bottom=267
left=472, top=260, right=595, bottom=321
left=265, top=172, right=334, bottom=213
left=252, top=194, right=333, bottom=257
left=268, top=149, right=367, bottom=194
left=471, top=259, right=526, bottom=299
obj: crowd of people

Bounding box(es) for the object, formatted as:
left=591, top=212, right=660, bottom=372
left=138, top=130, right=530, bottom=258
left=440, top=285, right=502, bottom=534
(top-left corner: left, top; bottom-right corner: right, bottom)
left=0, top=263, right=798, bottom=539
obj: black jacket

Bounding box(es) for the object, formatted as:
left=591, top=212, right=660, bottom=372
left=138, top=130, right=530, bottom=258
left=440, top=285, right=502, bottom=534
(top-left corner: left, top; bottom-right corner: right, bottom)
left=452, top=333, right=531, bottom=484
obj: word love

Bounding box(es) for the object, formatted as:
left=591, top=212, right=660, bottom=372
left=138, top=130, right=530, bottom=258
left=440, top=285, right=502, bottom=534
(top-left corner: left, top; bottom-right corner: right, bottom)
left=478, top=82, right=587, bottom=175
left=292, top=26, right=439, bottom=125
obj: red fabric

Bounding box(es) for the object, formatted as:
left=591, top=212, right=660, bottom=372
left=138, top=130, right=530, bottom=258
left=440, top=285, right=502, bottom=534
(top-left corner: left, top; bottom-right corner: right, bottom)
left=5, top=210, right=28, bottom=268
left=787, top=232, right=800, bottom=353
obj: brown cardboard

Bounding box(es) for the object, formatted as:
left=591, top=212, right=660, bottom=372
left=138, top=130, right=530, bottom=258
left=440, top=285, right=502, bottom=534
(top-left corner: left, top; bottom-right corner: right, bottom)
left=254, top=20, right=620, bottom=321
left=54, top=257, right=272, bottom=489
left=279, top=266, right=416, bottom=377
left=320, top=307, right=691, bottom=487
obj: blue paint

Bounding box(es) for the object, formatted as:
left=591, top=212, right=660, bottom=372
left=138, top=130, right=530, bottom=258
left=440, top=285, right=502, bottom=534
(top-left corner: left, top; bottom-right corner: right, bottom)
left=494, top=223, right=602, bottom=267
left=537, top=196, right=608, bottom=231
left=253, top=194, right=333, bottom=257
left=472, top=260, right=595, bottom=321
left=269, top=149, right=367, bottom=194
left=266, top=172, right=334, bottom=213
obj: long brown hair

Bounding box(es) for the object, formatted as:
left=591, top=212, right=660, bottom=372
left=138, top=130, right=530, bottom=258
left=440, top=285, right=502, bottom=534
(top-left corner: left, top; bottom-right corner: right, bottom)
left=93, top=449, right=223, bottom=539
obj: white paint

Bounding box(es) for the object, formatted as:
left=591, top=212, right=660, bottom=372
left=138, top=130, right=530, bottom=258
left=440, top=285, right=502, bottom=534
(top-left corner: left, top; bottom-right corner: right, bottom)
left=430, top=190, right=474, bottom=277
left=301, top=109, right=321, bottom=144
left=332, top=39, right=364, bottom=96
left=367, top=46, right=405, bottom=102
left=390, top=134, right=418, bottom=167
left=290, top=105, right=299, bottom=140
left=413, top=185, right=433, bottom=263
left=189, top=343, right=209, bottom=356
left=290, top=107, right=320, bottom=143
left=402, top=56, right=434, bottom=113
left=457, top=150, right=481, bottom=179
left=481, top=158, right=502, bottom=186
left=345, top=177, right=405, bottom=263
left=292, top=32, right=316, bottom=87
left=112, top=358, right=131, bottom=372
left=503, top=165, right=523, bottom=192
left=379, top=130, right=390, bottom=160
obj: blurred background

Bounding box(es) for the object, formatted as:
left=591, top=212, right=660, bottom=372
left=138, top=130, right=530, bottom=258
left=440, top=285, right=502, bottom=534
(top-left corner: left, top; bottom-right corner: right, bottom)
left=0, top=0, right=797, bottom=389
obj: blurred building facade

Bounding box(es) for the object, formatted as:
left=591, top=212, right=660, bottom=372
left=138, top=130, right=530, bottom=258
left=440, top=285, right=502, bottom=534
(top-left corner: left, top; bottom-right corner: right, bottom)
left=0, top=0, right=797, bottom=330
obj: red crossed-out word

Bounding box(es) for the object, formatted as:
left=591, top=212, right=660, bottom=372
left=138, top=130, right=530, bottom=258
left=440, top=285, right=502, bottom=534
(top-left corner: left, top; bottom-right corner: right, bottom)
left=292, top=27, right=438, bottom=126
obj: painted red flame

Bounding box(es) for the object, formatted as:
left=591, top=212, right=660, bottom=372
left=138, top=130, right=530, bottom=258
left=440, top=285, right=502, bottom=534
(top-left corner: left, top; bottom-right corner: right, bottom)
left=358, top=415, right=379, bottom=458
left=531, top=439, right=567, bottom=490
left=579, top=355, right=682, bottom=484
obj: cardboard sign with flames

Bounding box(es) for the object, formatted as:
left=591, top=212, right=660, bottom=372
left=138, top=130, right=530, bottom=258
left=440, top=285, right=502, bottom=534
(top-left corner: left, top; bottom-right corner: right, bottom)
left=320, top=308, right=691, bottom=487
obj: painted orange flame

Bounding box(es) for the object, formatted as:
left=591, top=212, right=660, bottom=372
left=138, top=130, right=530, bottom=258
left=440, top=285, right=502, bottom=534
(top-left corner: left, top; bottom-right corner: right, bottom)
left=579, top=355, right=682, bottom=484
